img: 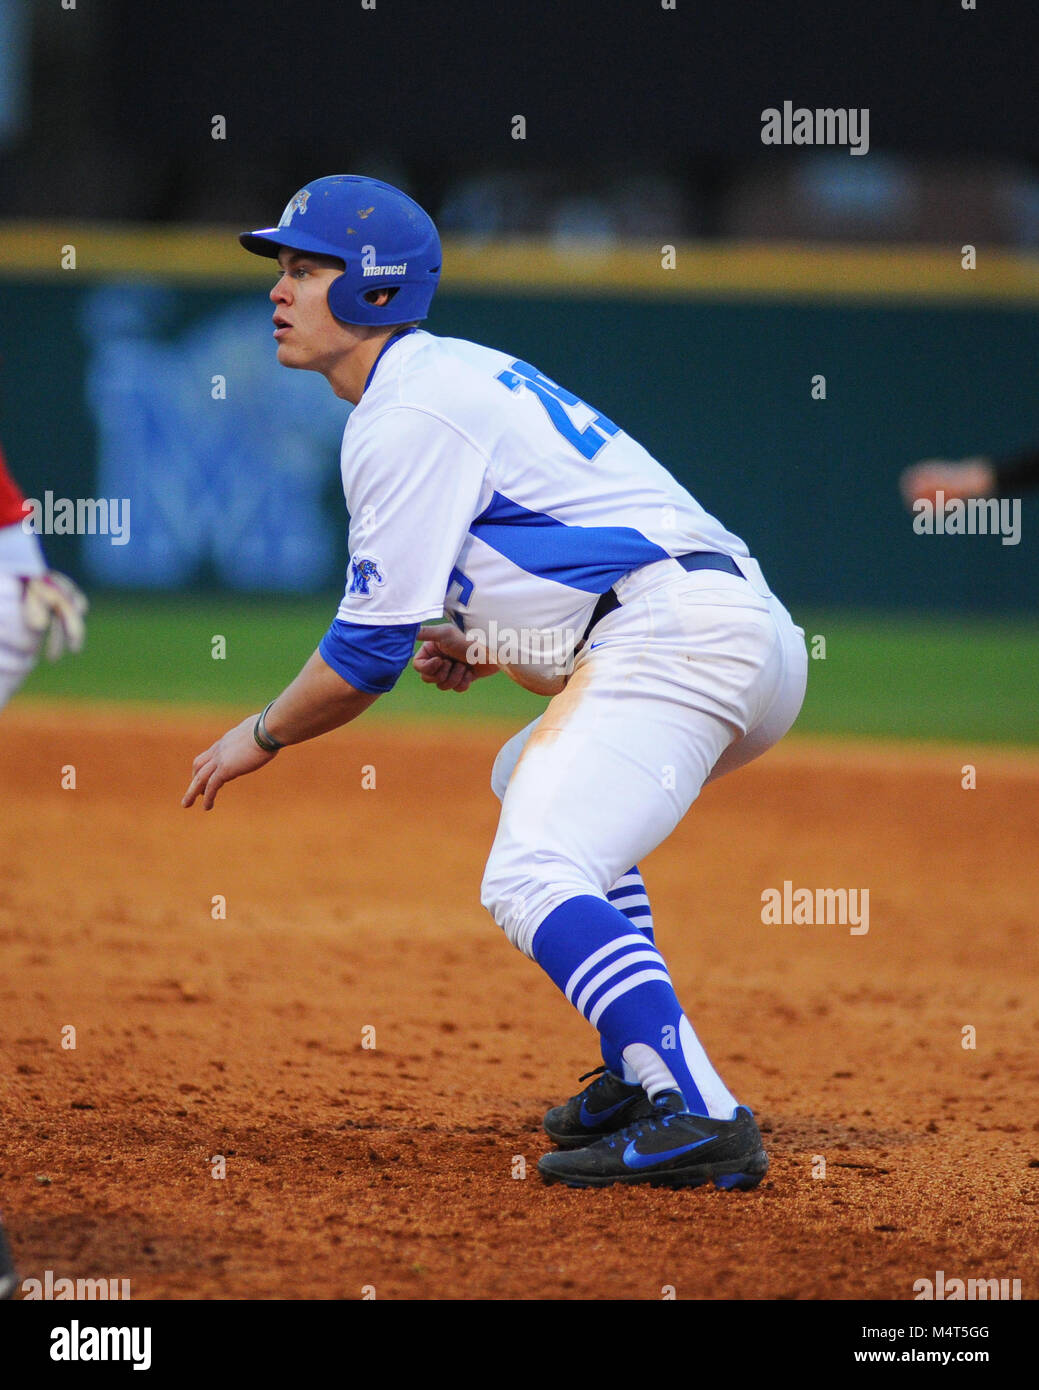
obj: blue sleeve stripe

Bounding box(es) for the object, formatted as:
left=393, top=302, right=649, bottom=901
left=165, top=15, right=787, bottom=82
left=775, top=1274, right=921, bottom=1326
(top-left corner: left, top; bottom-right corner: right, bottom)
left=319, top=619, right=420, bottom=694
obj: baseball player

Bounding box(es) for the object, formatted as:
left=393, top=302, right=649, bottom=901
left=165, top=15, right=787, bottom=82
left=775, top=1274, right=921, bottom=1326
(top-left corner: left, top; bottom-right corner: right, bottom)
left=0, top=439, right=87, bottom=714
left=183, top=175, right=808, bottom=1190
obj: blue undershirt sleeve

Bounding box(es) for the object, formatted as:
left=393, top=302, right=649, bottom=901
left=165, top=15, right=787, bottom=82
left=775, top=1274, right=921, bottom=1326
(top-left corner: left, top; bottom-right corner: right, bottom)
left=318, top=618, right=421, bottom=694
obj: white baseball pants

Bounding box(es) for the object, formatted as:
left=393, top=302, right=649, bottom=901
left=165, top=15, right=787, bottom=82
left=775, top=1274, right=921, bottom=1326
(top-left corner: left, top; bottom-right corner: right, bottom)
left=481, top=556, right=808, bottom=957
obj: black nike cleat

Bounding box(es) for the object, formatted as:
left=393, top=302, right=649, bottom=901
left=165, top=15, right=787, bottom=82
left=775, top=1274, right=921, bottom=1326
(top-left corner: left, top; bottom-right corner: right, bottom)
left=543, top=1065, right=654, bottom=1149
left=537, top=1090, right=770, bottom=1189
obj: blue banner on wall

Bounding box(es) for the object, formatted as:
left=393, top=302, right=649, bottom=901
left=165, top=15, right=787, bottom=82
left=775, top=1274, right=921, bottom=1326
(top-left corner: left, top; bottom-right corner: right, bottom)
left=78, top=286, right=349, bottom=591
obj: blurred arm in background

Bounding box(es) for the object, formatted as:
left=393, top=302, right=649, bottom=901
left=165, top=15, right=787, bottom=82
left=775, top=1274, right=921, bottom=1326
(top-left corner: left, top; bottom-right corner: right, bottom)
left=900, top=445, right=1039, bottom=507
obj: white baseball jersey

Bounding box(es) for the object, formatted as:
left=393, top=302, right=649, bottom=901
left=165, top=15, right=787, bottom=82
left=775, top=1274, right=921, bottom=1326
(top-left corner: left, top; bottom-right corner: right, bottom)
left=320, top=329, right=759, bottom=690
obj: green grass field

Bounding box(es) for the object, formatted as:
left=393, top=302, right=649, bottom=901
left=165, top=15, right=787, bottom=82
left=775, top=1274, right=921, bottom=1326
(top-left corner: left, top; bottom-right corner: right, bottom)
left=13, top=593, right=1039, bottom=745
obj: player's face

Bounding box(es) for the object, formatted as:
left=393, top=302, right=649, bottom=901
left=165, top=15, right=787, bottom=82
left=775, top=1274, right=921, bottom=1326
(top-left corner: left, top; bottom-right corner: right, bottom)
left=269, top=251, right=352, bottom=372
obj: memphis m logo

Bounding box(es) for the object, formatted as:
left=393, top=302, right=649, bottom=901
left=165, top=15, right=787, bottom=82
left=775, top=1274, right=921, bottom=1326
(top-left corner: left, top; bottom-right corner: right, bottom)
left=279, top=189, right=311, bottom=225
left=348, top=555, right=385, bottom=596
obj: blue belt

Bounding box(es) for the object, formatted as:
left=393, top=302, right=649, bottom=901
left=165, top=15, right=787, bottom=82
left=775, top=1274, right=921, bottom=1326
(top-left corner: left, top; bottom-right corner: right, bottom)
left=581, top=551, right=743, bottom=645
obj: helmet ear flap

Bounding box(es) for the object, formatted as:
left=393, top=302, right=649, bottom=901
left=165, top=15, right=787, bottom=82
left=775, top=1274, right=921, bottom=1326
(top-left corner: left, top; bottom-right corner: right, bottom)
left=326, top=271, right=353, bottom=325
left=327, top=275, right=399, bottom=326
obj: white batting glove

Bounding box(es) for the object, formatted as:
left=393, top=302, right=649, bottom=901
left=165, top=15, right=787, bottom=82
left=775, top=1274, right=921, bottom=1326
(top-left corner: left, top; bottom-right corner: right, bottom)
left=21, top=572, right=89, bottom=661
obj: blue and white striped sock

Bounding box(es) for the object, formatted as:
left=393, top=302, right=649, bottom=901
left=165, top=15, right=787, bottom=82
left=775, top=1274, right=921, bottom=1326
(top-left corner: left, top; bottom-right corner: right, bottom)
left=532, top=895, right=738, bottom=1118
left=603, top=866, right=654, bottom=1081
left=606, top=865, right=654, bottom=944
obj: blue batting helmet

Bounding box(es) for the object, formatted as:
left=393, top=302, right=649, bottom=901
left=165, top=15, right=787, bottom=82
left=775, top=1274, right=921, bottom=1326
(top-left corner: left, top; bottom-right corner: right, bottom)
left=240, top=175, right=441, bottom=326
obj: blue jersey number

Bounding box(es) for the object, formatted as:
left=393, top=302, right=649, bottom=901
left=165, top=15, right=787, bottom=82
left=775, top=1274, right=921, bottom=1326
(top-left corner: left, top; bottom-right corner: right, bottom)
left=446, top=565, right=474, bottom=610
left=495, top=359, right=620, bottom=460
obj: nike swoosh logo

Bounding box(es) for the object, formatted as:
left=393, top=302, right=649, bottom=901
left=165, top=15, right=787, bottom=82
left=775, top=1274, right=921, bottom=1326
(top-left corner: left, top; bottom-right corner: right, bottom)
left=622, top=1134, right=716, bottom=1170
left=589, top=641, right=606, bottom=650
left=578, top=1095, right=635, bottom=1128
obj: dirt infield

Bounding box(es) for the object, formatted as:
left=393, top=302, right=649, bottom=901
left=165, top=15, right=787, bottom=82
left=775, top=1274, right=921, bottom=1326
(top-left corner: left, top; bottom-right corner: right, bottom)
left=2, top=704, right=1037, bottom=1301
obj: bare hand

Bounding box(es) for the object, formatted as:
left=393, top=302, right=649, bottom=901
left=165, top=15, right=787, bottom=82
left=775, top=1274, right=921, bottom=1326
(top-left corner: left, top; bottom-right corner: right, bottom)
left=182, top=715, right=276, bottom=811
left=412, top=623, right=499, bottom=692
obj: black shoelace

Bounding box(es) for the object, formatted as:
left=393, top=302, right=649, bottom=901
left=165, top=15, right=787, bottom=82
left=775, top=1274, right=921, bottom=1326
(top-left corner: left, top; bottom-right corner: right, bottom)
left=603, top=1106, right=690, bottom=1150
left=578, top=1065, right=609, bottom=1084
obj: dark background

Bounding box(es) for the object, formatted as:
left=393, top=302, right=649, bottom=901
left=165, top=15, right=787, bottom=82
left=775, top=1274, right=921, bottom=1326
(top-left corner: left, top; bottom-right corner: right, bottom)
left=4, top=0, right=1037, bottom=229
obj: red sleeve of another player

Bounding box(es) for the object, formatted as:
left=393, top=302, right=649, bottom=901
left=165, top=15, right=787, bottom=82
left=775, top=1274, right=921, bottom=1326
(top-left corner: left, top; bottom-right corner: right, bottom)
left=0, top=441, right=31, bottom=528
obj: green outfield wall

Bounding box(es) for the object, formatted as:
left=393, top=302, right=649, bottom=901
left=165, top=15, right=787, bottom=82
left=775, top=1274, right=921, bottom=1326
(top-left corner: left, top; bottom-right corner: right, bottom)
left=1, top=226, right=1036, bottom=612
